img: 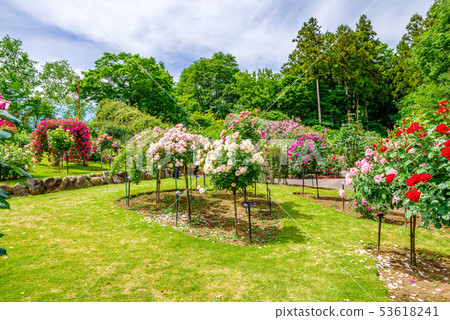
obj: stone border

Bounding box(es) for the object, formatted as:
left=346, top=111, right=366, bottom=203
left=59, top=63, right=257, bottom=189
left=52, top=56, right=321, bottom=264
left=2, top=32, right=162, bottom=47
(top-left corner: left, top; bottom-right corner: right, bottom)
left=0, top=169, right=167, bottom=197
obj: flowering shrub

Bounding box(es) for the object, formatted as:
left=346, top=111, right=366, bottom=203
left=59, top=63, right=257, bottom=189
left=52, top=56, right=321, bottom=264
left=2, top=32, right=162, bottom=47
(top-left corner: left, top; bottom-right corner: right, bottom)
left=47, top=127, right=74, bottom=154
left=319, top=155, right=344, bottom=177
left=260, top=118, right=306, bottom=140
left=288, top=130, right=326, bottom=177
left=201, top=132, right=265, bottom=191
left=110, top=127, right=165, bottom=184
left=147, top=124, right=209, bottom=170
left=348, top=100, right=450, bottom=228
left=0, top=142, right=34, bottom=179
left=224, top=110, right=264, bottom=143
left=346, top=147, right=399, bottom=218
left=30, top=118, right=92, bottom=165
left=333, top=111, right=380, bottom=168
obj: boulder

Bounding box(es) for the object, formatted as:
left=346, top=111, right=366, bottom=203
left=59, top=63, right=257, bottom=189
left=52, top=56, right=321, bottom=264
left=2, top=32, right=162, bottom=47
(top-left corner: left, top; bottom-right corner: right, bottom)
left=112, top=175, right=124, bottom=184
left=59, top=177, right=75, bottom=191
left=26, top=178, right=46, bottom=195
left=116, top=171, right=125, bottom=179
left=90, top=177, right=105, bottom=186
left=0, top=184, right=13, bottom=195
left=74, top=176, right=92, bottom=189
left=102, top=171, right=113, bottom=184
left=43, top=177, right=62, bottom=193
left=12, top=183, right=28, bottom=197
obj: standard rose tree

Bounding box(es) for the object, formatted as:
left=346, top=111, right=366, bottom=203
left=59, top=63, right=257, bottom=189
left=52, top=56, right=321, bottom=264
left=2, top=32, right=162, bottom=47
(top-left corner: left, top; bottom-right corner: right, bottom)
left=201, top=120, right=265, bottom=239
left=347, top=100, right=450, bottom=265
left=146, top=124, right=209, bottom=220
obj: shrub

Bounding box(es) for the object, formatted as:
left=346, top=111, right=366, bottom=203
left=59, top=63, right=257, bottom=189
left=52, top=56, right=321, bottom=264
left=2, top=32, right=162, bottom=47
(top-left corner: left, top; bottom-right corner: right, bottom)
left=30, top=118, right=92, bottom=165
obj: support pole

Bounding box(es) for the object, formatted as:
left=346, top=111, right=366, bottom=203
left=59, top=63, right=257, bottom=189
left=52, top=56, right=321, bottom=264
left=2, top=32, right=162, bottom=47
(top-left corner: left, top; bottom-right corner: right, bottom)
left=233, top=189, right=238, bottom=236
left=377, top=214, right=382, bottom=252
left=184, top=164, right=191, bottom=223
left=302, top=167, right=305, bottom=196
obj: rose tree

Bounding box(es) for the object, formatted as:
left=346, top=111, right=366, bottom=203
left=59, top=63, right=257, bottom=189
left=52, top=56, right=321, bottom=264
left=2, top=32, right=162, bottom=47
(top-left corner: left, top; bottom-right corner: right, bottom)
left=146, top=124, right=209, bottom=221
left=200, top=131, right=265, bottom=237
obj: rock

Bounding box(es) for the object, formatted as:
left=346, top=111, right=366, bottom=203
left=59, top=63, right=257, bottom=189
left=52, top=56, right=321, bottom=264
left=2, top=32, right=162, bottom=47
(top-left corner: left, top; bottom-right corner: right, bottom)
left=0, top=184, right=13, bottom=195
left=74, top=176, right=92, bottom=189
left=90, top=177, right=105, bottom=186
left=116, top=171, right=125, bottom=179
left=102, top=171, right=113, bottom=184
left=43, top=177, right=62, bottom=193
left=26, top=178, right=46, bottom=195
left=12, top=183, right=28, bottom=197
left=112, top=175, right=124, bottom=184
left=59, top=177, right=74, bottom=191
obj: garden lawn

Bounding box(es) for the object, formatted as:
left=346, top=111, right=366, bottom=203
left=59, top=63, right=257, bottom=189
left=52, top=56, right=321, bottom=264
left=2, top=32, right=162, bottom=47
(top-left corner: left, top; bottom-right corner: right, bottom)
left=0, top=159, right=104, bottom=186
left=0, top=180, right=447, bottom=301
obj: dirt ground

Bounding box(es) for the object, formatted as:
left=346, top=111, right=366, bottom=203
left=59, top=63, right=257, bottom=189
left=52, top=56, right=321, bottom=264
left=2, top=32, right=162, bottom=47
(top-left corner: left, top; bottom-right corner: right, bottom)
left=294, top=192, right=450, bottom=302
left=116, top=189, right=281, bottom=245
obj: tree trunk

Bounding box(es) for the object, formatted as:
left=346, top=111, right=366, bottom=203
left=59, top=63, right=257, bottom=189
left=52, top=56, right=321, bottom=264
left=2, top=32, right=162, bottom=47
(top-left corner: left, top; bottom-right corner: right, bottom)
left=344, top=80, right=348, bottom=96
left=233, top=189, right=238, bottom=236
left=356, top=97, right=359, bottom=122
left=156, top=169, right=160, bottom=203
left=410, top=214, right=417, bottom=266
left=316, top=78, right=321, bottom=124
left=364, top=104, right=368, bottom=119
left=58, top=152, right=61, bottom=173
left=184, top=164, right=191, bottom=223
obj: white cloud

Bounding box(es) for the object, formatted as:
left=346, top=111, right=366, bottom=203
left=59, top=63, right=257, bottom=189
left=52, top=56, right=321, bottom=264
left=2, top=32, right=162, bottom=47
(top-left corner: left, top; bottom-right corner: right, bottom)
left=3, top=0, right=431, bottom=80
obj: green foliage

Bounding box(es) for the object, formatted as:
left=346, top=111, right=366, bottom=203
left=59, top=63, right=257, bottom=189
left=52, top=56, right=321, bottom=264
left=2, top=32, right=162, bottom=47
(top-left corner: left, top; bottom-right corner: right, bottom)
left=21, top=96, right=55, bottom=130
left=47, top=127, right=74, bottom=153
left=187, top=111, right=224, bottom=139
left=333, top=112, right=380, bottom=168
left=80, top=52, right=178, bottom=121
left=177, top=52, right=240, bottom=118
left=92, top=99, right=165, bottom=142
left=0, top=142, right=34, bottom=179
left=0, top=35, right=39, bottom=115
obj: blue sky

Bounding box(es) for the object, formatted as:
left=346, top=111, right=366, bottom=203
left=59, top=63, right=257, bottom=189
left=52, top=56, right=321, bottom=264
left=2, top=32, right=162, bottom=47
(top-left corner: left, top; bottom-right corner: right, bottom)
left=1, top=0, right=432, bottom=81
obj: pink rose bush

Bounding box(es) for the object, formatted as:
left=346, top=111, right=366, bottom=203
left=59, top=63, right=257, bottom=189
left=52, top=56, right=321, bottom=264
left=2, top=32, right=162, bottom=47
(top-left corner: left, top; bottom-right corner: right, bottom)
left=146, top=124, right=209, bottom=170
left=30, top=118, right=92, bottom=165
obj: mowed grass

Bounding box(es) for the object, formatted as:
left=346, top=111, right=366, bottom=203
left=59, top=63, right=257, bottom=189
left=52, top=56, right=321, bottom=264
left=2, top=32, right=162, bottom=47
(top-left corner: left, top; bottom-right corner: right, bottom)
left=0, top=159, right=105, bottom=186
left=0, top=179, right=447, bottom=301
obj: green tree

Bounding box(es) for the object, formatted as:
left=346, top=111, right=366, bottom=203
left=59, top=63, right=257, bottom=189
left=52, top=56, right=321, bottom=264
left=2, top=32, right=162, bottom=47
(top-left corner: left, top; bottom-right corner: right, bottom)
left=226, top=68, right=281, bottom=112
left=283, top=17, right=327, bottom=123
left=79, top=52, right=178, bottom=122
left=0, top=35, right=39, bottom=118
left=39, top=60, right=87, bottom=119
left=176, top=52, right=240, bottom=118
left=22, top=96, right=55, bottom=129
left=391, top=14, right=425, bottom=100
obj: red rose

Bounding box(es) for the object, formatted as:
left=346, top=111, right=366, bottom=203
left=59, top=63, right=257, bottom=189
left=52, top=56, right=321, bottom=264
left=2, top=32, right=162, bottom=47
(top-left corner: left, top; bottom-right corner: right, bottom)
left=419, top=173, right=432, bottom=183
left=406, top=173, right=421, bottom=187
left=441, top=147, right=450, bottom=159
left=435, top=124, right=450, bottom=134
left=406, top=122, right=424, bottom=134
left=380, top=146, right=388, bottom=152
left=385, top=174, right=396, bottom=184
left=406, top=188, right=421, bottom=202
left=444, top=141, right=450, bottom=147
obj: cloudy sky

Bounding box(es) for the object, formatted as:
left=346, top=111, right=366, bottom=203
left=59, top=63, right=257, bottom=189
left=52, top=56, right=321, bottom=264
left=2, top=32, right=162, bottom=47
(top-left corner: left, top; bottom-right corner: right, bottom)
left=1, top=0, right=432, bottom=81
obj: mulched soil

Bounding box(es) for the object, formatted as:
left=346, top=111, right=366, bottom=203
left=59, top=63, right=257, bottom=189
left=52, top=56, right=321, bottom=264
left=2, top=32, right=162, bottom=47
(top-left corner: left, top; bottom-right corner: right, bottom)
left=116, top=189, right=281, bottom=245
left=294, top=191, right=450, bottom=302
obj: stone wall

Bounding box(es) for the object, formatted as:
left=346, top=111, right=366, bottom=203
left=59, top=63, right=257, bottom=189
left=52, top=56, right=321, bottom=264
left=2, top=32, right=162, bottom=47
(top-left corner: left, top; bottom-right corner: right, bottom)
left=0, top=170, right=157, bottom=198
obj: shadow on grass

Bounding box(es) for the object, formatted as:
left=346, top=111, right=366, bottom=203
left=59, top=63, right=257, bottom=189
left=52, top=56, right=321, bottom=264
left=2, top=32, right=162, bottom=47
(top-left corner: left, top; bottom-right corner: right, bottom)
left=0, top=233, right=4, bottom=238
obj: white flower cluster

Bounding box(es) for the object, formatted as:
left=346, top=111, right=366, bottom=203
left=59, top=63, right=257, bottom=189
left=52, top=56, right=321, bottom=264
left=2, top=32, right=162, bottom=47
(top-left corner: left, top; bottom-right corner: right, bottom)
left=202, top=135, right=264, bottom=176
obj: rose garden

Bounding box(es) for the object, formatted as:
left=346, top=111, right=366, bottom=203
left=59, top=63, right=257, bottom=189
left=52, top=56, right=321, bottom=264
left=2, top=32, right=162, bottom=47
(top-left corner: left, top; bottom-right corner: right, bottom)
left=0, top=1, right=449, bottom=303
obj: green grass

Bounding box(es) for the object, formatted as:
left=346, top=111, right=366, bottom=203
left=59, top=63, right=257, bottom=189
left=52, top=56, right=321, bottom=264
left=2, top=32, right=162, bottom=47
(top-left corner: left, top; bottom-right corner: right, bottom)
left=0, top=180, right=447, bottom=301
left=0, top=159, right=106, bottom=186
